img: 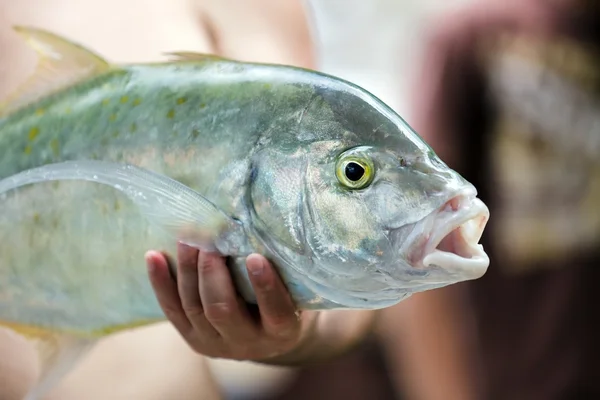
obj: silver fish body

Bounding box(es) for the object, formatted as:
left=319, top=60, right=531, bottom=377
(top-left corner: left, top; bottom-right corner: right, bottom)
left=0, top=28, right=490, bottom=339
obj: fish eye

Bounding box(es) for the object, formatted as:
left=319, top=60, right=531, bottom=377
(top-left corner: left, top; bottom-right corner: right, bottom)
left=345, top=162, right=364, bottom=181
left=335, top=155, right=374, bottom=190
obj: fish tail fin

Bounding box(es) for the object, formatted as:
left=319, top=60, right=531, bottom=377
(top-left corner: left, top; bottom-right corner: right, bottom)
left=1, top=321, right=96, bottom=399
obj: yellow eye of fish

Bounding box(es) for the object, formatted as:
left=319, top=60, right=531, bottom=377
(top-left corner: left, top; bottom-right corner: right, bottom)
left=336, top=157, right=374, bottom=189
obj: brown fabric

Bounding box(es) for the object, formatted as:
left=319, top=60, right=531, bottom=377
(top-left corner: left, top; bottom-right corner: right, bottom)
left=411, top=1, right=600, bottom=399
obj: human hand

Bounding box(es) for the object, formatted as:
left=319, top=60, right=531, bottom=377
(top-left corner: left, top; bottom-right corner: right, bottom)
left=145, top=244, right=319, bottom=361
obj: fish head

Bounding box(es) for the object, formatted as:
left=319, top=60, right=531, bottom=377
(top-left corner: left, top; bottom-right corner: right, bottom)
left=303, top=139, right=489, bottom=289
left=247, top=73, right=489, bottom=307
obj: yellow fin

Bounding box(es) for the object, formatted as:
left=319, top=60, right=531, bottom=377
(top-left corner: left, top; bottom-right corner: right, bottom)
left=165, top=51, right=230, bottom=62
left=0, top=26, right=111, bottom=117
left=1, top=321, right=95, bottom=399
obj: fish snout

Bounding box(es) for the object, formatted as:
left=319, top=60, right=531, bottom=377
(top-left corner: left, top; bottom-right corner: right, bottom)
left=420, top=189, right=490, bottom=280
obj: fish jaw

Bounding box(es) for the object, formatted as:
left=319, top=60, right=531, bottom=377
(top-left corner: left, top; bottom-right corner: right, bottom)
left=413, top=188, right=490, bottom=281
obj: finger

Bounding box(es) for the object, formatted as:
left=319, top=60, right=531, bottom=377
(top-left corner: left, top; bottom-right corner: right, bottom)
left=246, top=254, right=300, bottom=339
left=197, top=251, right=258, bottom=341
left=145, top=250, right=192, bottom=334
left=176, top=243, right=218, bottom=338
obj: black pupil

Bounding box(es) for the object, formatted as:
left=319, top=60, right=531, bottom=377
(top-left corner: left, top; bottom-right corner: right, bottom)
left=345, top=162, right=365, bottom=182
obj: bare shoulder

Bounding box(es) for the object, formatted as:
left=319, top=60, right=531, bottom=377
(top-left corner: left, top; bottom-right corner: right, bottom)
left=194, top=0, right=314, bottom=67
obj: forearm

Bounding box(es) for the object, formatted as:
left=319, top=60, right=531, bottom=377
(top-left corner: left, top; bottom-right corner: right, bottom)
left=377, top=287, right=482, bottom=400
left=259, top=309, right=377, bottom=366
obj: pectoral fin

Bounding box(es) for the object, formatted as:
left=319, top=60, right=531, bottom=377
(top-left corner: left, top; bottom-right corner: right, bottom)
left=0, top=160, right=246, bottom=255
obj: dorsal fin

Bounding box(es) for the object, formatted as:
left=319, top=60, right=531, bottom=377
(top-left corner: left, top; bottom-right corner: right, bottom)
left=165, top=51, right=230, bottom=62
left=0, top=26, right=112, bottom=117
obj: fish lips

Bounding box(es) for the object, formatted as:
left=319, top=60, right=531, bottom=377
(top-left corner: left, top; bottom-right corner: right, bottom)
left=388, top=188, right=490, bottom=288
left=421, top=190, right=490, bottom=282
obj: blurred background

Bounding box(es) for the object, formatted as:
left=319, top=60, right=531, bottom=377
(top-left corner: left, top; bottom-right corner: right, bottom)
left=1, top=0, right=598, bottom=399
left=308, top=0, right=474, bottom=119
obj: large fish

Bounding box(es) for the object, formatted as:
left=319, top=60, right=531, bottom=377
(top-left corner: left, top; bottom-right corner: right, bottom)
left=0, top=27, right=489, bottom=398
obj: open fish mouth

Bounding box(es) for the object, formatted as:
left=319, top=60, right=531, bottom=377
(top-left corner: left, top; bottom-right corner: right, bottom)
left=421, top=189, right=490, bottom=280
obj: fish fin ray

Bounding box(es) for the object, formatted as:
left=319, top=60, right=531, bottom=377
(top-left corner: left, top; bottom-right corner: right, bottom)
left=0, top=26, right=111, bottom=117
left=0, top=160, right=245, bottom=254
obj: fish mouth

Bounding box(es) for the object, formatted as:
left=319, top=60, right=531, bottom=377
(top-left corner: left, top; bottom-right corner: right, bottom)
left=420, top=189, right=490, bottom=280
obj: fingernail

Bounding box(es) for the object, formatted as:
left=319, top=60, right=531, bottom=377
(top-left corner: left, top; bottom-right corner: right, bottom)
left=145, top=251, right=157, bottom=271
left=147, top=261, right=156, bottom=273
left=247, top=254, right=264, bottom=276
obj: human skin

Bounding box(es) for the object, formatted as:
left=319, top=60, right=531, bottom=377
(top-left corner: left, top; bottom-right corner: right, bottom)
left=145, top=246, right=377, bottom=366
left=0, top=0, right=321, bottom=399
